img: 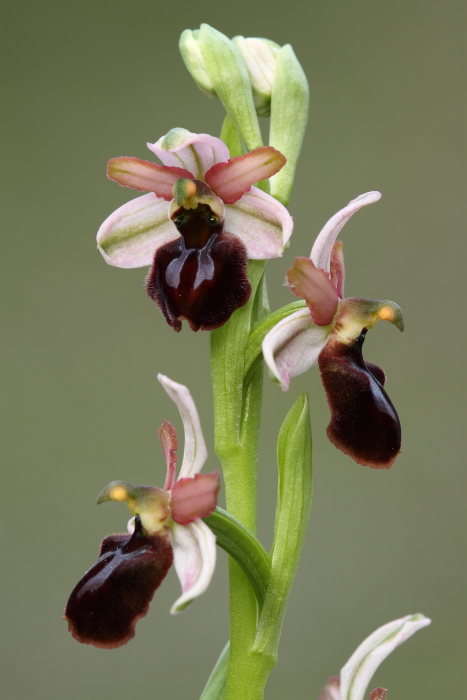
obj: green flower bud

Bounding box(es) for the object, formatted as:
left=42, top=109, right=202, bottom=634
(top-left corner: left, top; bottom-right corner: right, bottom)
left=232, top=36, right=281, bottom=117
left=269, top=45, right=309, bottom=206
left=179, top=29, right=216, bottom=98
left=179, top=24, right=263, bottom=151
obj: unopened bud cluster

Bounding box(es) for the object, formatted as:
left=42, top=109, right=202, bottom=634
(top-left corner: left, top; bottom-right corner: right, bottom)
left=180, top=24, right=309, bottom=205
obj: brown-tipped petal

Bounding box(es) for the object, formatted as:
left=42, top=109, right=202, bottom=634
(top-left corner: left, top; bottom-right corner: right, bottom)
left=205, top=147, right=286, bottom=204
left=171, top=471, right=221, bottom=525
left=159, top=420, right=179, bottom=491
left=287, top=257, right=339, bottom=326
left=146, top=230, right=251, bottom=332
left=64, top=517, right=173, bottom=649
left=318, top=330, right=401, bottom=469
left=107, top=158, right=194, bottom=200
left=370, top=689, right=388, bottom=700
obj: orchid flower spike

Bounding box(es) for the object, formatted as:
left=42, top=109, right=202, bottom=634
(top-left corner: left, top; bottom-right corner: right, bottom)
left=319, top=614, right=431, bottom=700
left=97, top=128, right=293, bottom=332
left=64, top=375, right=220, bottom=649
left=262, top=192, right=404, bottom=469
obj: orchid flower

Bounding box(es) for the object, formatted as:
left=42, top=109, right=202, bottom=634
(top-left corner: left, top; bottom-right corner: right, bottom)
left=97, top=128, right=293, bottom=331
left=262, top=192, right=404, bottom=469
left=319, top=614, right=431, bottom=700
left=64, top=374, right=220, bottom=648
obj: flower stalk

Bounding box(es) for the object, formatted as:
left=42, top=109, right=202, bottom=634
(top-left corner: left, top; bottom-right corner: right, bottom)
left=65, top=21, right=432, bottom=700
left=210, top=260, right=266, bottom=699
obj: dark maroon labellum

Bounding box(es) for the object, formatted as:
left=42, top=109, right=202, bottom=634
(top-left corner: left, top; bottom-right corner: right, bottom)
left=64, top=515, right=173, bottom=648
left=146, top=203, right=251, bottom=331
left=318, top=329, right=401, bottom=469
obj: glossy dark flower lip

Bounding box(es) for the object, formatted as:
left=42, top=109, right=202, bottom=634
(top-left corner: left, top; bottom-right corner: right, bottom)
left=96, top=128, right=293, bottom=331
left=64, top=375, right=220, bottom=648
left=146, top=194, right=252, bottom=331
left=64, top=515, right=174, bottom=649
left=262, top=192, right=405, bottom=468
left=319, top=326, right=402, bottom=469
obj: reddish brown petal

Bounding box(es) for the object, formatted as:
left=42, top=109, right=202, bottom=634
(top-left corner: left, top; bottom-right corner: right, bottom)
left=287, top=256, right=339, bottom=326
left=204, top=147, right=286, bottom=204
left=64, top=516, right=173, bottom=649
left=330, top=241, right=345, bottom=298
left=107, top=158, right=193, bottom=200
left=318, top=330, right=401, bottom=469
left=171, top=472, right=221, bottom=524
left=158, top=420, right=179, bottom=491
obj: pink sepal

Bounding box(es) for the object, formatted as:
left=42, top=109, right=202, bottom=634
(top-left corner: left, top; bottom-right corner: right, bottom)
left=107, top=158, right=194, bottom=200
left=311, top=192, right=381, bottom=273
left=319, top=676, right=340, bottom=700
left=287, top=257, right=339, bottom=326
left=148, top=129, right=229, bottom=180
left=96, top=193, right=179, bottom=269
left=224, top=186, right=293, bottom=259
left=205, top=147, right=286, bottom=204
left=330, top=241, right=345, bottom=298
left=171, top=472, right=220, bottom=525
left=158, top=420, right=178, bottom=491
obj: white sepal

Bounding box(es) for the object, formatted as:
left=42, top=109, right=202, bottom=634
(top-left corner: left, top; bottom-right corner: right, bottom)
left=311, top=192, right=381, bottom=273
left=170, top=520, right=216, bottom=614
left=157, top=374, right=207, bottom=479
left=339, top=613, right=431, bottom=700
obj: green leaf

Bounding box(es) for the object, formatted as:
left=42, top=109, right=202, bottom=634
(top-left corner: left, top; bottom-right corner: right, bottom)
left=199, top=642, right=230, bottom=700
left=204, top=508, right=271, bottom=608
left=253, top=393, right=312, bottom=658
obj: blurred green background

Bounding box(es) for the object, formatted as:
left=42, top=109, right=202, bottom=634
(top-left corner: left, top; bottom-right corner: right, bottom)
left=1, top=0, right=465, bottom=698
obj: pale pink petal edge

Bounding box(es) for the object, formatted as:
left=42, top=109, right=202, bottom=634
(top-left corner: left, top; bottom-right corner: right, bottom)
left=310, top=192, right=381, bottom=273
left=262, top=308, right=330, bottom=390
left=224, top=186, right=293, bottom=259
left=147, top=130, right=230, bottom=179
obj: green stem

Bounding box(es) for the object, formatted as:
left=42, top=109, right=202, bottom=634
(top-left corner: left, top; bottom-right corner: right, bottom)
left=210, top=261, right=267, bottom=700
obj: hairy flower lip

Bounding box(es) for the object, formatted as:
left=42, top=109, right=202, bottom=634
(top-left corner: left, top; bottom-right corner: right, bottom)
left=97, top=129, right=293, bottom=331
left=64, top=376, right=219, bottom=647
left=64, top=515, right=174, bottom=649
left=263, top=192, right=404, bottom=468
